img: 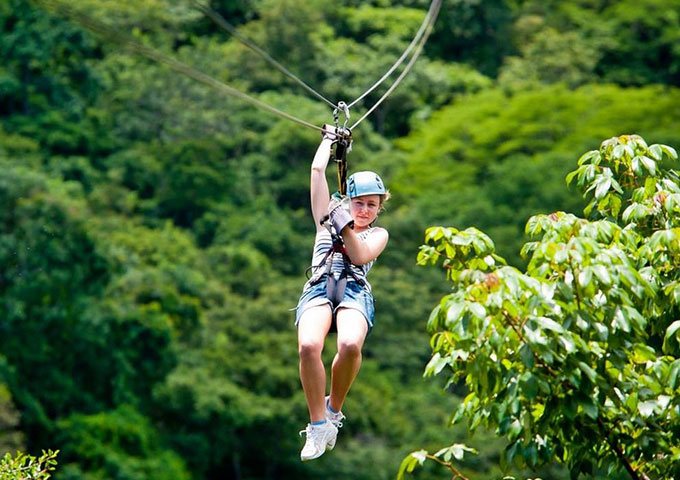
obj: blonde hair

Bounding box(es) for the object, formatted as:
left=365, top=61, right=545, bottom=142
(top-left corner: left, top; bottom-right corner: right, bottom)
left=379, top=190, right=391, bottom=212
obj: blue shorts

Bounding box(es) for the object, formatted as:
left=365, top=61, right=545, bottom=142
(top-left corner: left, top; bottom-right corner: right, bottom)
left=294, top=279, right=375, bottom=333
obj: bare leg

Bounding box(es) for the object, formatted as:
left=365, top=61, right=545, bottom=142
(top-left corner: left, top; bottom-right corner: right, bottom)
left=298, top=304, right=333, bottom=423
left=329, top=308, right=368, bottom=412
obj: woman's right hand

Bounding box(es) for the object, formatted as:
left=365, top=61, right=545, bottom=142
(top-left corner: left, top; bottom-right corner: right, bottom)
left=321, top=124, right=338, bottom=142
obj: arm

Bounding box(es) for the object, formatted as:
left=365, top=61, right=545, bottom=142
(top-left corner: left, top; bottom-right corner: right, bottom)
left=310, top=130, right=336, bottom=231
left=340, top=227, right=389, bottom=266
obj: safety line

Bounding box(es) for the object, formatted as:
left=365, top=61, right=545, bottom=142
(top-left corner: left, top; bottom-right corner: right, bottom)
left=41, top=0, right=324, bottom=132
left=347, top=0, right=439, bottom=110
left=192, top=0, right=339, bottom=110
left=350, top=0, right=441, bottom=130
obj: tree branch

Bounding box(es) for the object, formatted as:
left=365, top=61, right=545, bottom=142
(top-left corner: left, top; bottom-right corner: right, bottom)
left=597, top=418, right=650, bottom=480
left=425, top=454, right=471, bottom=480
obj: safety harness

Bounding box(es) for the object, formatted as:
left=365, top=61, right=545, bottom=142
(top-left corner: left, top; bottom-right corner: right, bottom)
left=307, top=221, right=366, bottom=310
left=305, top=104, right=364, bottom=309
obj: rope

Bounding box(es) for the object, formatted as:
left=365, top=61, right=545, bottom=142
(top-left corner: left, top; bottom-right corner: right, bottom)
left=346, top=0, right=440, bottom=110
left=40, top=0, right=324, bottom=132
left=192, top=0, right=339, bottom=110
left=40, top=0, right=441, bottom=135
left=350, top=0, right=442, bottom=130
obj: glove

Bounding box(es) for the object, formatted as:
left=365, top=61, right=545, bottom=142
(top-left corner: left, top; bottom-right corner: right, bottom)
left=321, top=124, right=338, bottom=142
left=328, top=194, right=354, bottom=234
left=327, top=192, right=349, bottom=213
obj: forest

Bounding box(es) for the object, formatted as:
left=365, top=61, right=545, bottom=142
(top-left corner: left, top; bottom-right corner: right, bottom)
left=1, top=0, right=680, bottom=479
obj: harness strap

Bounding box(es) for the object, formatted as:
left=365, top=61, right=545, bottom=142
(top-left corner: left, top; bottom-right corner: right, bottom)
left=308, top=233, right=365, bottom=308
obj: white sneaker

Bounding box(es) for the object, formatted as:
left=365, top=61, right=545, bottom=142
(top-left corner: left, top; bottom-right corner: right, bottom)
left=325, top=395, right=346, bottom=430
left=299, top=421, right=338, bottom=461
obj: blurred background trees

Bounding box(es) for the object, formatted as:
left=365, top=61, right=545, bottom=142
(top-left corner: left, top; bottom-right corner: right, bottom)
left=1, top=0, right=679, bottom=478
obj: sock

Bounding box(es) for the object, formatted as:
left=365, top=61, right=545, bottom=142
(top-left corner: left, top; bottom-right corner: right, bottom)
left=311, top=419, right=327, bottom=426
left=326, top=398, right=339, bottom=414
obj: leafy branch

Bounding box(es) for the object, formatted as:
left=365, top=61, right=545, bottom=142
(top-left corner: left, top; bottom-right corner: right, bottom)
left=408, top=135, right=680, bottom=480
left=0, top=450, right=59, bottom=480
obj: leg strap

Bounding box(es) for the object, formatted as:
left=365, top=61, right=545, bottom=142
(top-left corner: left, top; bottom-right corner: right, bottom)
left=326, top=272, right=348, bottom=309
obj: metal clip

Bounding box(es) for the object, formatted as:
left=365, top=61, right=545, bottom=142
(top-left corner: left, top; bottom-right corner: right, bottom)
left=333, top=101, right=351, bottom=131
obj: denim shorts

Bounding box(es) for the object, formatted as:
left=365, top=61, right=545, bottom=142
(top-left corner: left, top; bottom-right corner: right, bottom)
left=294, top=279, right=375, bottom=333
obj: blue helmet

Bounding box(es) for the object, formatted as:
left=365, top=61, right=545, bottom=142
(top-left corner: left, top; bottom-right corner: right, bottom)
left=347, top=171, right=386, bottom=198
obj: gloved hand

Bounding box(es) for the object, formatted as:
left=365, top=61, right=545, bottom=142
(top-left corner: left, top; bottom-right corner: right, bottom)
left=328, top=193, right=354, bottom=234
left=327, top=192, right=349, bottom=213
left=321, top=124, right=338, bottom=142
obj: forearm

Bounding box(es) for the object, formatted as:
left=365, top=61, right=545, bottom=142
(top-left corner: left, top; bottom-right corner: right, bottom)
left=340, top=228, right=387, bottom=266
left=311, top=139, right=333, bottom=172
left=310, top=139, right=334, bottom=225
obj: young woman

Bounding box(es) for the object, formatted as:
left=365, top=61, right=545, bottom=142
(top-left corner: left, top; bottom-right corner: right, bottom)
left=295, top=126, right=390, bottom=461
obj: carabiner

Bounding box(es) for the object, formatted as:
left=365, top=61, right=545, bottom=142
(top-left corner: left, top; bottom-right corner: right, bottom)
left=333, top=101, right=351, bottom=131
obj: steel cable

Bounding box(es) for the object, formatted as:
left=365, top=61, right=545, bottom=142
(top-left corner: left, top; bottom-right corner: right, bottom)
left=192, top=0, right=339, bottom=110
left=346, top=0, right=440, bottom=110
left=40, top=0, right=440, bottom=135
left=350, top=0, right=441, bottom=130
left=40, top=0, right=325, bottom=132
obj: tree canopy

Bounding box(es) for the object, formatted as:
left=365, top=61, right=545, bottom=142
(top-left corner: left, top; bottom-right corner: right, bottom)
left=1, top=0, right=679, bottom=479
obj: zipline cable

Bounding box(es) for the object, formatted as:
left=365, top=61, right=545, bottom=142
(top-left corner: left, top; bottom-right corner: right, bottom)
left=40, top=0, right=325, bottom=132
left=40, top=0, right=440, bottom=136
left=346, top=0, right=440, bottom=110
left=191, top=0, right=339, bottom=110
left=350, top=0, right=441, bottom=130
left=194, top=0, right=441, bottom=123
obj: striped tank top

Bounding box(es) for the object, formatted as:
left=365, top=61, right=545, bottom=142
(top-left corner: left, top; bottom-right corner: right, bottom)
left=304, top=228, right=376, bottom=292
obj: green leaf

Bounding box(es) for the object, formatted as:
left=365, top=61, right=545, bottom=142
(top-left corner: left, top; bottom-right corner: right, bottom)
left=666, top=283, right=680, bottom=305
left=638, top=400, right=657, bottom=417
left=398, top=450, right=428, bottom=479
left=581, top=398, right=598, bottom=420
left=537, top=316, right=564, bottom=333
left=639, top=155, right=657, bottom=175
left=520, top=372, right=539, bottom=400
left=424, top=352, right=449, bottom=376
left=469, top=302, right=486, bottom=319
left=577, top=150, right=599, bottom=166
left=594, top=176, right=611, bottom=199
left=446, top=300, right=465, bottom=327
left=566, top=169, right=579, bottom=185
left=592, top=265, right=611, bottom=285
left=559, top=334, right=576, bottom=353
left=578, top=268, right=593, bottom=289
left=612, top=144, right=626, bottom=159
left=649, top=144, right=663, bottom=160
left=520, top=343, right=535, bottom=368
left=660, top=144, right=678, bottom=160
left=632, top=344, right=657, bottom=363
left=578, top=362, right=597, bottom=383
left=613, top=307, right=631, bottom=333
left=663, top=320, right=680, bottom=354
left=667, top=360, right=680, bottom=389
left=427, top=304, right=442, bottom=331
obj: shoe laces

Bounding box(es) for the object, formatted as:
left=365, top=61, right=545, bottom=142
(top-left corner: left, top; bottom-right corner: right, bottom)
left=299, top=423, right=324, bottom=438
left=328, top=410, right=345, bottom=428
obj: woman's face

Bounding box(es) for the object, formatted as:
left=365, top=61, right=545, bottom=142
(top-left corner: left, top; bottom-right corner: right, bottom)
left=350, top=194, right=381, bottom=229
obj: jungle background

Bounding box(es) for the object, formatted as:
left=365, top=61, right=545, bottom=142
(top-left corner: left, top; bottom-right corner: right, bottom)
left=1, top=0, right=679, bottom=478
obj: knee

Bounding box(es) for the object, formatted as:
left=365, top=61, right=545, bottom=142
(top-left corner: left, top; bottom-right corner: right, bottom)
left=337, top=339, right=362, bottom=360
left=299, top=341, right=323, bottom=361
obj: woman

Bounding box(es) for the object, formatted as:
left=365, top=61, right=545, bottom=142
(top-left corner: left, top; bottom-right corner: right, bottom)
left=295, top=126, right=390, bottom=461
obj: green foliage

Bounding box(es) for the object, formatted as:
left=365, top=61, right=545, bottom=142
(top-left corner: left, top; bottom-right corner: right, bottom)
left=412, top=135, right=680, bottom=479
left=0, top=374, right=25, bottom=455
left=56, top=406, right=190, bottom=480
left=507, top=0, right=680, bottom=87
left=2, top=1, right=680, bottom=479
left=0, top=450, right=58, bottom=480
left=392, top=84, right=680, bottom=266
